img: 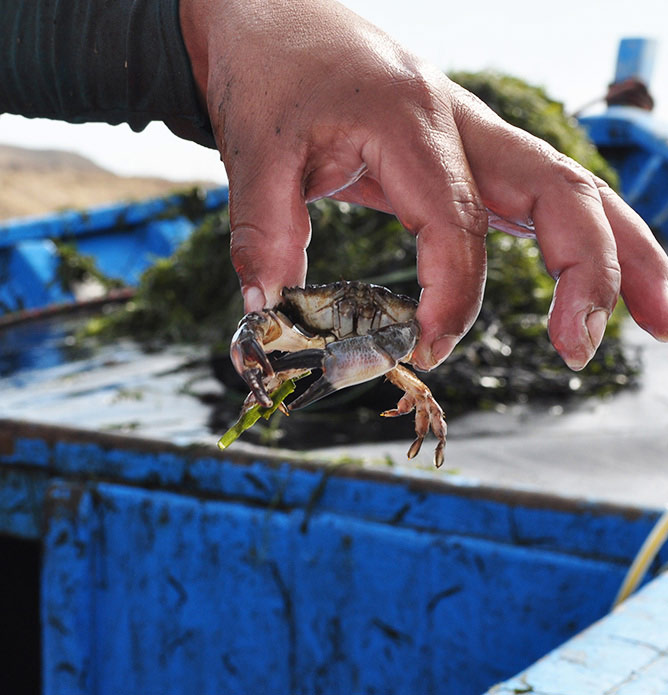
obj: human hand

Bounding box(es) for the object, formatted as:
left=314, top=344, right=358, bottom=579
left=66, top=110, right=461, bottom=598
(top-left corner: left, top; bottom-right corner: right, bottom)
left=179, top=0, right=668, bottom=371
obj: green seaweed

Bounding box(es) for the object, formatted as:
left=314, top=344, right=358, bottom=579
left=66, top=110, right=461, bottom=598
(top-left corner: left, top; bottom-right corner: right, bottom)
left=54, top=240, right=124, bottom=293
left=217, top=376, right=306, bottom=449
left=448, top=70, right=618, bottom=186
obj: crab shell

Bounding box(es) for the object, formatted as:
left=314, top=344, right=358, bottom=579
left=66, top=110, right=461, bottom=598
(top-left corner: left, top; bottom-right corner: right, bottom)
left=277, top=281, right=419, bottom=343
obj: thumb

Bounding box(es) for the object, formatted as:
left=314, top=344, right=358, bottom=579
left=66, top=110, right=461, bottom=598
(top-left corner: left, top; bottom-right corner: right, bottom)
left=228, top=156, right=312, bottom=311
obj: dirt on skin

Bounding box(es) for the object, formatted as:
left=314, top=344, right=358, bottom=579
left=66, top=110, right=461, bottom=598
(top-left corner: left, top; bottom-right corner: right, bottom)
left=0, top=144, right=212, bottom=221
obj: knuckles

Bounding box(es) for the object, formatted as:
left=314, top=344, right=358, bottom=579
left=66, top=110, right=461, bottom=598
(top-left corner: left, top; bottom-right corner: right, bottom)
left=444, top=194, right=489, bottom=238
left=549, top=155, right=603, bottom=203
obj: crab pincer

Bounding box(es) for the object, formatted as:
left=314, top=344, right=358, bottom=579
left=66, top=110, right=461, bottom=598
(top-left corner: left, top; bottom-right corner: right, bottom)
left=230, top=312, right=278, bottom=408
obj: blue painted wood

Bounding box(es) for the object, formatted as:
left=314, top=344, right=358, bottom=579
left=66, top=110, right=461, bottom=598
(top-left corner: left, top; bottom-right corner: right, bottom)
left=0, top=187, right=229, bottom=315
left=41, top=480, right=632, bottom=695
left=0, top=421, right=661, bottom=695
left=0, top=188, right=228, bottom=249
left=0, top=239, right=73, bottom=312
left=1, top=421, right=665, bottom=694
left=488, top=571, right=668, bottom=695
left=1, top=424, right=662, bottom=565
left=42, top=484, right=96, bottom=695
left=579, top=108, right=668, bottom=243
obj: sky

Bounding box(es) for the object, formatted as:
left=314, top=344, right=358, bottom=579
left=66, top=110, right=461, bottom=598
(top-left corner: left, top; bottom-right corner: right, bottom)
left=1, top=0, right=668, bottom=184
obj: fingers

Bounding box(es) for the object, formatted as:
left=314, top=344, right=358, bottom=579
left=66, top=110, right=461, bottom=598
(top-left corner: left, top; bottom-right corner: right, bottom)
left=596, top=181, right=668, bottom=341
left=360, top=105, right=488, bottom=371
left=329, top=173, right=393, bottom=213
left=227, top=151, right=312, bottom=312
left=527, top=163, right=622, bottom=370
left=413, top=219, right=487, bottom=370
left=453, top=102, right=656, bottom=369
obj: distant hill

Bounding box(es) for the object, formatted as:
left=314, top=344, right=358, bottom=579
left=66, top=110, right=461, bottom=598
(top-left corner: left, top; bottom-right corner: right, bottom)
left=0, top=144, right=213, bottom=221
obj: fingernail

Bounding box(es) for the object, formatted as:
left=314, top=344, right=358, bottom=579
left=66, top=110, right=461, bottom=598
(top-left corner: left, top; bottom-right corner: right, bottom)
left=433, top=335, right=458, bottom=363
left=243, top=285, right=266, bottom=312
left=586, top=309, right=608, bottom=351
left=415, top=335, right=458, bottom=371
left=564, top=309, right=608, bottom=371
left=651, top=330, right=668, bottom=343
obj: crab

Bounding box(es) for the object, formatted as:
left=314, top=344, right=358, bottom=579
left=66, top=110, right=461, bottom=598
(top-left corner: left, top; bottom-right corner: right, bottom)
left=230, top=281, right=447, bottom=467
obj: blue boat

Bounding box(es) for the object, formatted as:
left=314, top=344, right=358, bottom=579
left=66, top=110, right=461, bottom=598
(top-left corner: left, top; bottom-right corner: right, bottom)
left=0, top=186, right=228, bottom=318
left=1, top=418, right=667, bottom=695
left=578, top=37, right=668, bottom=243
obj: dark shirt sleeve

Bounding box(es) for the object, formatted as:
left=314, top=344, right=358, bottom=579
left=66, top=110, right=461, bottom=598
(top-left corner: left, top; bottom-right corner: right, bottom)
left=0, top=0, right=216, bottom=149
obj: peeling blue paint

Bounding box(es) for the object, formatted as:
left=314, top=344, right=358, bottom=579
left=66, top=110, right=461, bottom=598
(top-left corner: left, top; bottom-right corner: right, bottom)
left=42, top=481, right=636, bottom=695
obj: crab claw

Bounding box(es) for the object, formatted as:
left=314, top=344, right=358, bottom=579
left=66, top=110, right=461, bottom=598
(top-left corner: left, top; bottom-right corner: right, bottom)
left=286, top=326, right=415, bottom=411
left=230, top=313, right=277, bottom=408
left=382, top=365, right=447, bottom=468
left=240, top=367, right=273, bottom=409
left=269, top=349, right=325, bottom=373
left=269, top=347, right=333, bottom=410
left=268, top=349, right=333, bottom=408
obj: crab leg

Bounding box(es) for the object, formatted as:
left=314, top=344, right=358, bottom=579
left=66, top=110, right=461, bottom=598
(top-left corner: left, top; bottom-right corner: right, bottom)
left=382, top=365, right=447, bottom=468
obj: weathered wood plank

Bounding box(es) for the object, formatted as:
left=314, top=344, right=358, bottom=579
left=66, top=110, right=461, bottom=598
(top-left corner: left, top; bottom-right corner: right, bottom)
left=487, top=572, right=668, bottom=695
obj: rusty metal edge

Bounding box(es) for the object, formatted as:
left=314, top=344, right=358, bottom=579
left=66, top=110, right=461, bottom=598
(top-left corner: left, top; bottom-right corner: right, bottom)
left=0, top=289, right=135, bottom=329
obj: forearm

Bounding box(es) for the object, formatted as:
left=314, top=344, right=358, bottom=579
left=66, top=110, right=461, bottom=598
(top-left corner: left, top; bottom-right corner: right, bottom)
left=0, top=0, right=215, bottom=147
